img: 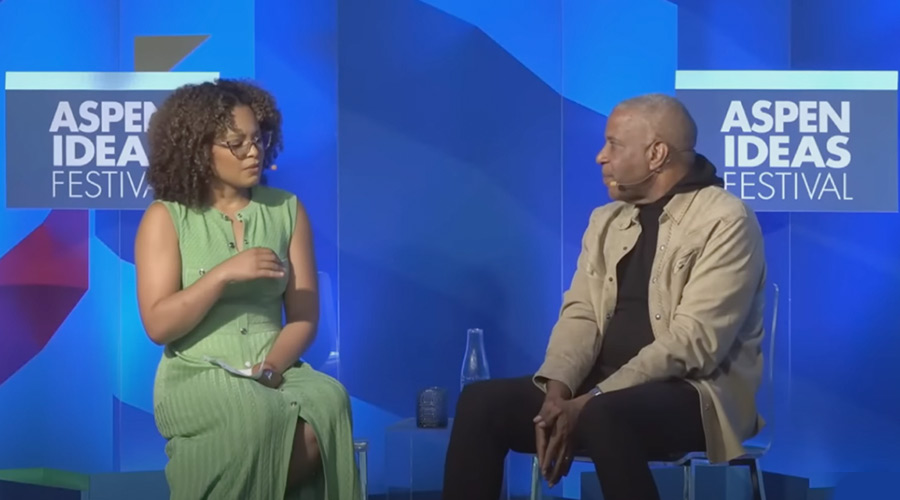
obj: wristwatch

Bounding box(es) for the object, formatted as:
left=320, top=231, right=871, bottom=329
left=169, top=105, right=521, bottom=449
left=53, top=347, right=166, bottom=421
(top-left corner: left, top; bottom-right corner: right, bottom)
left=588, top=386, right=603, bottom=397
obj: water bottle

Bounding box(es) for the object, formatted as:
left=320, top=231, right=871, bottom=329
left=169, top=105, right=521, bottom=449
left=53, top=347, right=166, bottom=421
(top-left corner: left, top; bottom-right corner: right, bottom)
left=460, top=327, right=491, bottom=391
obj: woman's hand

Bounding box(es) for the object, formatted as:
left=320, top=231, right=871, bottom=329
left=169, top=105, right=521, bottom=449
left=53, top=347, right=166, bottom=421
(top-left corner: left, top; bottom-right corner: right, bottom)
left=213, top=248, right=285, bottom=284
left=252, top=362, right=284, bottom=389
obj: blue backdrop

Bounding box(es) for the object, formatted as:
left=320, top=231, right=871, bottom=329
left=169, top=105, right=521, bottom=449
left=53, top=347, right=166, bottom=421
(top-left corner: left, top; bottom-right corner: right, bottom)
left=1, top=0, right=899, bottom=496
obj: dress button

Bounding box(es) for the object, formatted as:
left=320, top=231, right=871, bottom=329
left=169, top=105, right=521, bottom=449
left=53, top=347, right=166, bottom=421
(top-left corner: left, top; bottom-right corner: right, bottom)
left=659, top=245, right=666, bottom=251
left=222, top=214, right=229, bottom=221
left=651, top=278, right=657, bottom=284
left=240, top=327, right=248, bottom=335
left=655, top=314, right=661, bottom=320
left=228, top=242, right=236, bottom=249
left=608, top=277, right=613, bottom=282
left=198, top=268, right=206, bottom=275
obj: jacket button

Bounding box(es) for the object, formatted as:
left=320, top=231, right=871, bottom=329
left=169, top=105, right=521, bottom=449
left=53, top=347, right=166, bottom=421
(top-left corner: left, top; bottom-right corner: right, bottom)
left=651, top=278, right=657, bottom=284
left=605, top=313, right=611, bottom=320
left=655, top=314, right=661, bottom=320
left=608, top=277, right=613, bottom=282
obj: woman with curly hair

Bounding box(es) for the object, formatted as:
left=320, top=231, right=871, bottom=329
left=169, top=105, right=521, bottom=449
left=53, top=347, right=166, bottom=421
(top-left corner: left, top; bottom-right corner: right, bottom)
left=134, top=79, right=360, bottom=499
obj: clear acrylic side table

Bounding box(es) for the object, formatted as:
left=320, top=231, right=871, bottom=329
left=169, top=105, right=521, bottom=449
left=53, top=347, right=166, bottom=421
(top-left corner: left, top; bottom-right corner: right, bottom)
left=383, top=418, right=511, bottom=499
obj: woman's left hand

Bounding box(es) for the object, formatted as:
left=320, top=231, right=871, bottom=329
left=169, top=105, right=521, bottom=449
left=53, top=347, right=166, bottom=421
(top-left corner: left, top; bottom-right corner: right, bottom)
left=252, top=362, right=284, bottom=389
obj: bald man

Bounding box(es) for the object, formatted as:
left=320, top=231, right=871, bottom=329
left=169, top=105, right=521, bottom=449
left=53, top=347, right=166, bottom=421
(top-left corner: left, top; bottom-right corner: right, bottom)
left=442, top=94, right=767, bottom=500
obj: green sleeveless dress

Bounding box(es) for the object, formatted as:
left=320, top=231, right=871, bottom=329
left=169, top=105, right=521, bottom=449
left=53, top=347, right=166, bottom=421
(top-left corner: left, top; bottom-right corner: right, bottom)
left=151, top=185, right=360, bottom=500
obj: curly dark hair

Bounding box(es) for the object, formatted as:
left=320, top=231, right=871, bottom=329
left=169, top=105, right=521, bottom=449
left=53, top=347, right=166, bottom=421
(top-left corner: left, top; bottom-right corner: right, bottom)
left=147, top=78, right=284, bottom=207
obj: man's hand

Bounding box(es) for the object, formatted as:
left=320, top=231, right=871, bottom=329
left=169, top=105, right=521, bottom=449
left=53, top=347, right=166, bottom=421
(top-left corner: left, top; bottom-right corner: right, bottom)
left=533, top=380, right=572, bottom=476
left=536, top=393, right=593, bottom=487
left=534, top=380, right=572, bottom=427
left=545, top=380, right=573, bottom=401
left=533, top=395, right=562, bottom=481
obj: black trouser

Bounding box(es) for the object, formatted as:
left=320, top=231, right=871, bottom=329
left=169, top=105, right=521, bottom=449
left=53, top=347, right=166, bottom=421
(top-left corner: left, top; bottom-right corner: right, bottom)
left=442, top=376, right=706, bottom=500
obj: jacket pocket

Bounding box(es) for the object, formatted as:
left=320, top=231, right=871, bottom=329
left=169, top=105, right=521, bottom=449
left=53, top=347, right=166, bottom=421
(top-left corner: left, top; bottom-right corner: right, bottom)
left=663, top=249, right=699, bottom=309
left=672, top=249, right=699, bottom=274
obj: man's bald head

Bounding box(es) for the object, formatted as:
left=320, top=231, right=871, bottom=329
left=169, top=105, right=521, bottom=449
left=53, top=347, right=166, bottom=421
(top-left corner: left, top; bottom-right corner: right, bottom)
left=614, top=93, right=697, bottom=161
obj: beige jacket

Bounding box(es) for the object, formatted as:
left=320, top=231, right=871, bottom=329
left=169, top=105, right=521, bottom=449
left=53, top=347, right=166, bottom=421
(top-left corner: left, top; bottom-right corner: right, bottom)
left=534, top=185, right=767, bottom=463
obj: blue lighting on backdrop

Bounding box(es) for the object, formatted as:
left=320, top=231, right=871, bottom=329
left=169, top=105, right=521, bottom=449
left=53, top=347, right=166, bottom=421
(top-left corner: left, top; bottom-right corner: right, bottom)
left=1, top=0, right=899, bottom=496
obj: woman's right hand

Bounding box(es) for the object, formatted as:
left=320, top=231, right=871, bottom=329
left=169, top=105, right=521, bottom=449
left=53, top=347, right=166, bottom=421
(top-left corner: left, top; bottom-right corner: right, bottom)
left=213, top=247, right=286, bottom=284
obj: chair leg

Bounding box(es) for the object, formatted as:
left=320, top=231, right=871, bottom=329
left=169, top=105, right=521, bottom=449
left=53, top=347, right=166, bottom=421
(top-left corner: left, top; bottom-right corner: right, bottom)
left=359, top=449, right=368, bottom=500
left=749, top=458, right=767, bottom=500
left=688, top=460, right=698, bottom=500
left=732, top=458, right=766, bottom=500
left=530, top=455, right=542, bottom=500
left=353, top=440, right=368, bottom=500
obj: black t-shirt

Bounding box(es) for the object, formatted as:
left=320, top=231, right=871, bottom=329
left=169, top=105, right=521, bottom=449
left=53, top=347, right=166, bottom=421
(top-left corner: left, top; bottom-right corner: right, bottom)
left=595, top=155, right=724, bottom=381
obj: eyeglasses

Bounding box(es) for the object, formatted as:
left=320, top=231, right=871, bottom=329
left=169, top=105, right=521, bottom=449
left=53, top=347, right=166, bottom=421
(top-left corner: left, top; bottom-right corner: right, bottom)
left=215, top=131, right=273, bottom=160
